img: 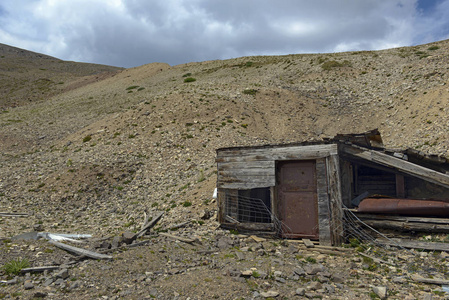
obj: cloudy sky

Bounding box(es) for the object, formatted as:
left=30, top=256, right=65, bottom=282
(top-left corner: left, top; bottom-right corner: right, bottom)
left=0, top=0, right=448, bottom=68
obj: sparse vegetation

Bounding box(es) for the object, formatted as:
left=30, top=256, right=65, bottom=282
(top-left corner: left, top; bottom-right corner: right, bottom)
left=2, top=258, right=30, bottom=275
left=184, top=77, right=196, bottom=83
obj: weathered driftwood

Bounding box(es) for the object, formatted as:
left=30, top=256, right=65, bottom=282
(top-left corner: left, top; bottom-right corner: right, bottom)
left=377, top=238, right=449, bottom=252
left=410, top=274, right=449, bottom=285
left=0, top=212, right=29, bottom=217
left=136, top=211, right=164, bottom=237
left=159, top=232, right=202, bottom=244
left=49, top=240, right=112, bottom=260
left=21, top=266, right=60, bottom=273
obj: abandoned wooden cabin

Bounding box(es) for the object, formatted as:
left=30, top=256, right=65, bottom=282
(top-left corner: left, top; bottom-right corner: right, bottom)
left=215, top=130, right=449, bottom=245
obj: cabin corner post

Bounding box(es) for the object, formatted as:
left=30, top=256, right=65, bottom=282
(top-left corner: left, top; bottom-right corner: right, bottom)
left=327, top=154, right=344, bottom=246
left=217, top=188, right=225, bottom=224
left=316, top=158, right=332, bottom=246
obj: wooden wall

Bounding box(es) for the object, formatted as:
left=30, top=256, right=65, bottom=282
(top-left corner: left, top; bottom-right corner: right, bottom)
left=216, top=144, right=338, bottom=189
left=216, top=143, right=344, bottom=245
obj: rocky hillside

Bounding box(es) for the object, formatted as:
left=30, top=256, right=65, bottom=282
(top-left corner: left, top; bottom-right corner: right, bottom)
left=0, top=43, right=123, bottom=110
left=1, top=40, right=449, bottom=299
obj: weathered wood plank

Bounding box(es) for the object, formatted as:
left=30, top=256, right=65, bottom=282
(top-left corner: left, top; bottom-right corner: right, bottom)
left=352, top=212, right=449, bottom=224
left=218, top=161, right=274, bottom=169
left=0, top=212, right=29, bottom=217
left=316, top=158, right=331, bottom=246
left=217, top=144, right=338, bottom=159
left=159, top=233, right=201, bottom=244
left=377, top=238, right=449, bottom=251
left=303, top=238, right=315, bottom=248
left=218, top=175, right=274, bottom=188
left=218, top=169, right=273, bottom=177
left=21, top=266, right=60, bottom=273
left=411, top=274, right=449, bottom=285
left=342, top=146, right=449, bottom=189
left=136, top=211, right=164, bottom=237
left=340, top=160, right=353, bottom=207
left=363, top=220, right=449, bottom=233
left=327, top=154, right=344, bottom=246
left=221, top=222, right=274, bottom=231
left=49, top=240, right=113, bottom=260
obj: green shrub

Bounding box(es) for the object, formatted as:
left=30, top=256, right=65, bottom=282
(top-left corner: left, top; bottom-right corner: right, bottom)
left=83, top=135, right=92, bottom=143
left=182, top=201, right=192, bottom=207
left=184, top=77, right=196, bottom=83
left=182, top=73, right=192, bottom=77
left=126, top=85, right=139, bottom=90
left=2, top=258, right=30, bottom=275
left=242, top=89, right=257, bottom=95
left=428, top=46, right=439, bottom=51
left=321, top=60, right=351, bottom=70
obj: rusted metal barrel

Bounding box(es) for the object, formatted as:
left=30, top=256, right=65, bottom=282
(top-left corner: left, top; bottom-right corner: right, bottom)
left=357, top=198, right=449, bottom=217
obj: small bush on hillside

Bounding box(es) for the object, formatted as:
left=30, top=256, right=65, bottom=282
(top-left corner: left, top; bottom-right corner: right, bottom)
left=428, top=46, right=439, bottom=51
left=184, top=77, right=196, bottom=83
left=83, top=135, right=92, bottom=143
left=242, top=89, right=257, bottom=95
left=321, top=60, right=351, bottom=70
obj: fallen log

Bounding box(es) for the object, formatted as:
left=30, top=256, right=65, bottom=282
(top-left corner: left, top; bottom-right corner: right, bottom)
left=49, top=240, right=112, bottom=260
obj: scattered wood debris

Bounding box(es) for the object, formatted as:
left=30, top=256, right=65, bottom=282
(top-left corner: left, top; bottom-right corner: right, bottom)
left=159, top=232, right=202, bottom=245
left=49, top=240, right=113, bottom=260
left=0, top=212, right=29, bottom=217
left=136, top=211, right=164, bottom=237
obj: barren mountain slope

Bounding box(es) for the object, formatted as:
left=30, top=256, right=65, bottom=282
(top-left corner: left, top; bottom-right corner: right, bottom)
left=0, top=43, right=123, bottom=110
left=1, top=39, right=449, bottom=235
left=1, top=40, right=449, bottom=299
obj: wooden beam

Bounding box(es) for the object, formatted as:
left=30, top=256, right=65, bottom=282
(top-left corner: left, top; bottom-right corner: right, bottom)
left=136, top=211, right=164, bottom=237
left=217, top=144, right=338, bottom=159
left=411, top=274, right=449, bottom=285
left=377, top=238, right=449, bottom=252
left=221, top=222, right=274, bottom=231
left=49, top=240, right=113, bottom=260
left=363, top=220, right=449, bottom=233
left=342, top=146, right=449, bottom=189
left=352, top=212, right=449, bottom=224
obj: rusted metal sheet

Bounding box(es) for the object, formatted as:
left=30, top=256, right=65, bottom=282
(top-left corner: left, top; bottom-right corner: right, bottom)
left=278, top=160, right=319, bottom=239
left=357, top=197, right=449, bottom=216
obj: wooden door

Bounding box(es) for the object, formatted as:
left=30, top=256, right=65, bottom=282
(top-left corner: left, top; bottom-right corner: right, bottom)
left=277, top=160, right=319, bottom=239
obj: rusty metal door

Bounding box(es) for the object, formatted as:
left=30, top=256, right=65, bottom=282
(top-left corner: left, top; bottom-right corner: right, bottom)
left=277, top=160, right=319, bottom=239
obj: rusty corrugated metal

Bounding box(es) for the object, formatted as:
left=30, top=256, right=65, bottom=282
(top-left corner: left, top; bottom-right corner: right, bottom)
left=357, top=197, right=449, bottom=216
